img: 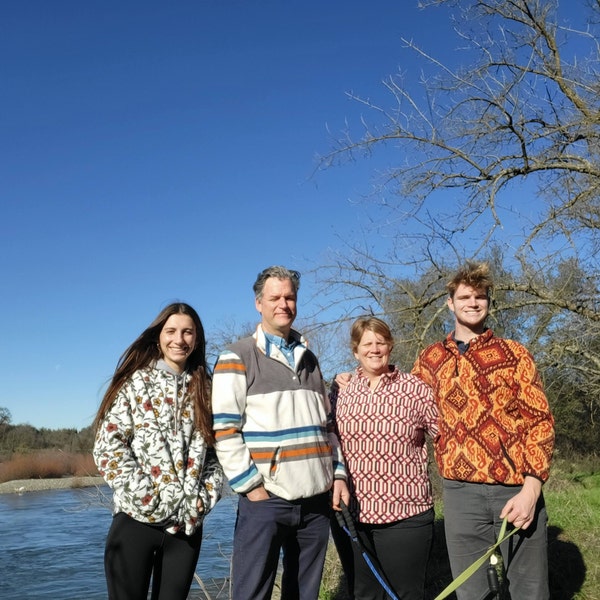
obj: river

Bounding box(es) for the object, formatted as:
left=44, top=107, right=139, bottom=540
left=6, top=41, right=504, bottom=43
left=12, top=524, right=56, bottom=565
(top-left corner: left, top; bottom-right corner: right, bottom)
left=0, top=485, right=237, bottom=599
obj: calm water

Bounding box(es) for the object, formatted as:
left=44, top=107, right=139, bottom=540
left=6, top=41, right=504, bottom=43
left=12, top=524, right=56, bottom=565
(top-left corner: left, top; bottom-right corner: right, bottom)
left=0, top=485, right=237, bottom=600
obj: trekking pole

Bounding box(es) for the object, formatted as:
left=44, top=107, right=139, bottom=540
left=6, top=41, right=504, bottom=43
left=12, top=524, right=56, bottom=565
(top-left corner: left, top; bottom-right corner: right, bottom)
left=335, top=501, right=400, bottom=600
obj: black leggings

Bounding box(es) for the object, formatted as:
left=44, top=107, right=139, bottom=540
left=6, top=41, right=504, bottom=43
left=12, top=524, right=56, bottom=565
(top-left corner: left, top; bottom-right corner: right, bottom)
left=332, top=508, right=434, bottom=600
left=104, top=512, right=203, bottom=600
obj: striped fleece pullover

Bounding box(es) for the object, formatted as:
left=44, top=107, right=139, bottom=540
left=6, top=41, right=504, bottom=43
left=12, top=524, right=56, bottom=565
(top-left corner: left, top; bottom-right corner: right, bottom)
left=412, top=329, right=554, bottom=485
left=212, top=325, right=346, bottom=500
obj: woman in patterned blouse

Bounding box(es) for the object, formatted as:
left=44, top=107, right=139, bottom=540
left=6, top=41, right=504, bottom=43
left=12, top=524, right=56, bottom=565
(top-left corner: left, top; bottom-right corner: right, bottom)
left=93, top=303, right=223, bottom=600
left=331, top=316, right=438, bottom=600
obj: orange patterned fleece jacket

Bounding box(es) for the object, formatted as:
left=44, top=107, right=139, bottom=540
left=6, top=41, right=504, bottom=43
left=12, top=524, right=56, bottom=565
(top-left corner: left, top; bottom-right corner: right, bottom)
left=412, top=330, right=554, bottom=485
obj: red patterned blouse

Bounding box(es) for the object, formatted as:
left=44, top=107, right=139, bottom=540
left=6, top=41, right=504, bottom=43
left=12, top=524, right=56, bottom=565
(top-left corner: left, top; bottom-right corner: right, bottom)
left=330, top=366, right=438, bottom=524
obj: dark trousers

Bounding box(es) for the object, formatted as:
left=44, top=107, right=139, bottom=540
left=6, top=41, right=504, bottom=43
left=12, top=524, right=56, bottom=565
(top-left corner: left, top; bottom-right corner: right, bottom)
left=104, top=512, right=203, bottom=600
left=332, top=508, right=434, bottom=600
left=232, top=492, right=330, bottom=600
left=443, top=479, right=549, bottom=600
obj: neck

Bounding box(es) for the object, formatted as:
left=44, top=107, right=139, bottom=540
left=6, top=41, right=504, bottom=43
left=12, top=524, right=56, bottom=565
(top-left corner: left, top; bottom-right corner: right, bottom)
left=362, top=368, right=387, bottom=389
left=262, top=324, right=291, bottom=340
left=159, top=358, right=185, bottom=374
left=454, top=323, right=485, bottom=343
left=368, top=375, right=381, bottom=389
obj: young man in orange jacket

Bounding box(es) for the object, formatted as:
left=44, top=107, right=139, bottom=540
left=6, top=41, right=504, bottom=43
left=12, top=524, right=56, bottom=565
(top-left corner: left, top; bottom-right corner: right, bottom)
left=412, top=261, right=555, bottom=600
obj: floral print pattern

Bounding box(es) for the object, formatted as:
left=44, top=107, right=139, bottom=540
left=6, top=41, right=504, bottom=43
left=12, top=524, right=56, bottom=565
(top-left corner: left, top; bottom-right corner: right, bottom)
left=93, top=362, right=224, bottom=535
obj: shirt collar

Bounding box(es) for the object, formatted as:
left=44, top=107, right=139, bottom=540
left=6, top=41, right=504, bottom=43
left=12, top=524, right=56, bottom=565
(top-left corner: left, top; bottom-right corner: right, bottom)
left=264, top=332, right=298, bottom=350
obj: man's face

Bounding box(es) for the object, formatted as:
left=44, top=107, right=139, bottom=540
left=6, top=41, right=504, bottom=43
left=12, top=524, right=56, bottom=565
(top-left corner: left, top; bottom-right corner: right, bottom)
left=447, top=283, right=489, bottom=333
left=255, top=277, right=297, bottom=337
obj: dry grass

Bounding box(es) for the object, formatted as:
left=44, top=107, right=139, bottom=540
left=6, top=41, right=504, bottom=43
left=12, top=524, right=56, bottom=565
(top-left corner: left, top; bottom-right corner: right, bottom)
left=0, top=451, right=97, bottom=483
left=319, top=542, right=351, bottom=600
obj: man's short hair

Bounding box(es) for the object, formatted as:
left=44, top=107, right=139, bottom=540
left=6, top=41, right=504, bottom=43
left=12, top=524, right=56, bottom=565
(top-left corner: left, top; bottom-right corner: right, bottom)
left=253, top=266, right=301, bottom=299
left=447, top=261, right=494, bottom=298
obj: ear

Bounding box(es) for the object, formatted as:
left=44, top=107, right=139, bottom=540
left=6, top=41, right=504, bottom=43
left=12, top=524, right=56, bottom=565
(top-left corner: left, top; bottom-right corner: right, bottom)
left=255, top=297, right=262, bottom=314
left=447, top=296, right=455, bottom=313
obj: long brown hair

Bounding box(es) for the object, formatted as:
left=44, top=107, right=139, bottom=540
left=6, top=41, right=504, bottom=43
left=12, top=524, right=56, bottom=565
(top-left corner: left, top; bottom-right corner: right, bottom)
left=93, top=303, right=215, bottom=444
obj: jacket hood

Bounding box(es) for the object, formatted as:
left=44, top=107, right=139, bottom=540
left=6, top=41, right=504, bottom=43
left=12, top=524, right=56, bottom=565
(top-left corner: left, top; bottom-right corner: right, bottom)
left=154, top=359, right=188, bottom=379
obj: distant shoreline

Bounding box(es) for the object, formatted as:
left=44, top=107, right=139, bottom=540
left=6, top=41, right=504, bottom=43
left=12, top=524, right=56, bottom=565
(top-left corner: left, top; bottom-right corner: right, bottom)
left=0, top=476, right=105, bottom=495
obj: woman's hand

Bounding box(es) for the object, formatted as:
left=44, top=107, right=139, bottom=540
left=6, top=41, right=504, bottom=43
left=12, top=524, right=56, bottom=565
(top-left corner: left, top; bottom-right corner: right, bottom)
left=331, top=479, right=350, bottom=511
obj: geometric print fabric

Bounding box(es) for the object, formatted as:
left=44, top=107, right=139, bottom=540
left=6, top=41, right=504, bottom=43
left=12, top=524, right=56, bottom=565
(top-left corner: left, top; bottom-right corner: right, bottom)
left=332, top=366, right=438, bottom=524
left=412, top=330, right=554, bottom=485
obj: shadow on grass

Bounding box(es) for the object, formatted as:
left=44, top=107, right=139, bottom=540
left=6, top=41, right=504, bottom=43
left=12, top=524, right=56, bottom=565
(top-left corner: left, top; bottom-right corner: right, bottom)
left=548, top=525, right=586, bottom=600
left=425, top=518, right=454, bottom=600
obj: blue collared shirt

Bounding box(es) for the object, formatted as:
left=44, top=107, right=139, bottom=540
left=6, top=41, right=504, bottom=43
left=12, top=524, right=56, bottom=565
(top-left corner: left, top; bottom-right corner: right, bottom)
left=264, top=332, right=299, bottom=368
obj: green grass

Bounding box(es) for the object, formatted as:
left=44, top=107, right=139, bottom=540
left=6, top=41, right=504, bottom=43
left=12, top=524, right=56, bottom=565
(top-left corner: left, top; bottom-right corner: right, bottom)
left=545, top=462, right=600, bottom=600
left=319, top=457, right=600, bottom=600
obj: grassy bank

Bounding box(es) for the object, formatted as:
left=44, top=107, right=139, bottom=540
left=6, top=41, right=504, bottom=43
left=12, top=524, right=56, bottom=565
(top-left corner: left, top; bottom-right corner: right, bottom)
left=319, top=456, right=600, bottom=600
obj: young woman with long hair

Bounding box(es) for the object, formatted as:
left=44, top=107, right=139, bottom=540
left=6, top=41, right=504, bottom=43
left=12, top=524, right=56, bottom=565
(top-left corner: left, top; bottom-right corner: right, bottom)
left=93, top=302, right=223, bottom=600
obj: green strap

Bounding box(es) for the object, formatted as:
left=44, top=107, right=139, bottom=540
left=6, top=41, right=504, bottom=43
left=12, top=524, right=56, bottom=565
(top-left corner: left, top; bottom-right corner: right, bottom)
left=433, top=518, right=521, bottom=600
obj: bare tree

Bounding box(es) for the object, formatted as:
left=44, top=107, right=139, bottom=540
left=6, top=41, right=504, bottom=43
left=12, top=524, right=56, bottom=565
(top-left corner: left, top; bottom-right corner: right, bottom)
left=321, top=0, right=600, bottom=268
left=315, top=0, right=600, bottom=451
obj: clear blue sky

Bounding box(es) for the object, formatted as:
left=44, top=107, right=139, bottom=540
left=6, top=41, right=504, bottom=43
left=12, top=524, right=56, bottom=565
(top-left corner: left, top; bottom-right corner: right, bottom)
left=2, top=1, right=564, bottom=429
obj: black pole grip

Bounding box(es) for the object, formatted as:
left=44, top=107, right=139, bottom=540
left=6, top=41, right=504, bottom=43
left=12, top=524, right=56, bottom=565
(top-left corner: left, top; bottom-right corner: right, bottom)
left=340, top=500, right=359, bottom=541
left=487, top=564, right=500, bottom=594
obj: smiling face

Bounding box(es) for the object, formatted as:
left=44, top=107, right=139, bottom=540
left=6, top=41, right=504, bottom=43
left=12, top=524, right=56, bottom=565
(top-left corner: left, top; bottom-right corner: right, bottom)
left=255, top=277, right=297, bottom=338
left=158, top=313, right=197, bottom=373
left=354, top=329, right=392, bottom=379
left=447, top=283, right=490, bottom=339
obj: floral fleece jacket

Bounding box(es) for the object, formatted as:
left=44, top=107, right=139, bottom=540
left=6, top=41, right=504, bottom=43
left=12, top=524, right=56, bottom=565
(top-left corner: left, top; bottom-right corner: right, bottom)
left=93, top=360, right=224, bottom=536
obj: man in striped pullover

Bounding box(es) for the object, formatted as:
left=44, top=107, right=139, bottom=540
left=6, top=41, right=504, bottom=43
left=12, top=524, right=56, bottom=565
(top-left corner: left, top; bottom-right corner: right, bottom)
left=412, top=261, right=555, bottom=600
left=212, top=266, right=349, bottom=600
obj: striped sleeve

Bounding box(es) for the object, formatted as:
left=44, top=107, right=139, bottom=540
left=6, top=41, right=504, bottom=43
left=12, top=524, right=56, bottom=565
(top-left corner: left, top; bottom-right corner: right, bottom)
left=211, top=350, right=263, bottom=494
left=326, top=385, right=347, bottom=481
